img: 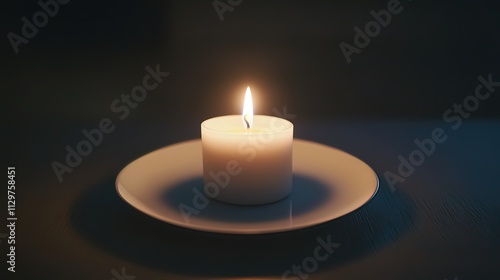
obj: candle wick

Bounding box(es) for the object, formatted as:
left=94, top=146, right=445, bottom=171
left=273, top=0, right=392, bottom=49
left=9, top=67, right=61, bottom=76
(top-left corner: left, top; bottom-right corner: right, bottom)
left=244, top=115, right=250, bottom=129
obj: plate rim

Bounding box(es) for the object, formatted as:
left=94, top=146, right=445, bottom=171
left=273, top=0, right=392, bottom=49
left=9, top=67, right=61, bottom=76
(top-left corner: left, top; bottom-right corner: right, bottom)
left=116, top=139, right=379, bottom=234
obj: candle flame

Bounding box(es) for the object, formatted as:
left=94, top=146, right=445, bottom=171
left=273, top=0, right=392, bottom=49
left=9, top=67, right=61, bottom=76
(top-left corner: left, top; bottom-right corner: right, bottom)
left=242, top=86, right=253, bottom=129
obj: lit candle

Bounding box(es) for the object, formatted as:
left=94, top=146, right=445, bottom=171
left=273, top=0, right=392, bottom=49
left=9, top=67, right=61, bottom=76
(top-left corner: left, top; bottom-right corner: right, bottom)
left=201, top=87, right=293, bottom=205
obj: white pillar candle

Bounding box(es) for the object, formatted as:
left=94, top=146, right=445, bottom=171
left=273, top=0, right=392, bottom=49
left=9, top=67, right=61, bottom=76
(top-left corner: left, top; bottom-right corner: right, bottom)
left=201, top=87, right=293, bottom=205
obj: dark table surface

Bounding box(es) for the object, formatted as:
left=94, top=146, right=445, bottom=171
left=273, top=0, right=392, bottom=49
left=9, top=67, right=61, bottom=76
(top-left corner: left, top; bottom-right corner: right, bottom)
left=5, top=118, right=500, bottom=280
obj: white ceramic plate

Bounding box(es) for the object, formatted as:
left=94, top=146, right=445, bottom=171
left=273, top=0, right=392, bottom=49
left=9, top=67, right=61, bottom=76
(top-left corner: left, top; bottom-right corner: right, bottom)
left=116, top=139, right=378, bottom=234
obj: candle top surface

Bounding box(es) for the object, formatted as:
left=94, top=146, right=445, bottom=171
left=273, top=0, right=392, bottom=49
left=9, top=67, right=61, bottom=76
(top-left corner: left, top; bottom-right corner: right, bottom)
left=201, top=115, right=293, bottom=134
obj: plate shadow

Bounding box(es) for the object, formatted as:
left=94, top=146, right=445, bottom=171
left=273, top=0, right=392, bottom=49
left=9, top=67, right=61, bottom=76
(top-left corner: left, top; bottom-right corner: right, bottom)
left=70, top=176, right=416, bottom=277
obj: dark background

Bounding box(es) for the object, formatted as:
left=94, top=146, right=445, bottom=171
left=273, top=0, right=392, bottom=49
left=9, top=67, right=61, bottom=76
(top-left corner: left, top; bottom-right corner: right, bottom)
left=2, top=1, right=500, bottom=279
left=3, top=0, right=499, bottom=124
